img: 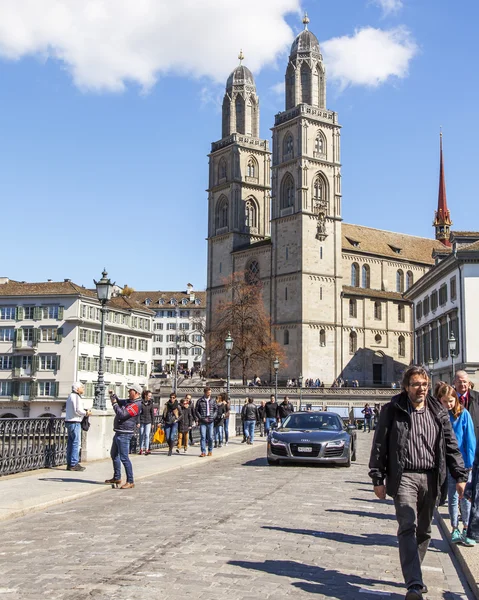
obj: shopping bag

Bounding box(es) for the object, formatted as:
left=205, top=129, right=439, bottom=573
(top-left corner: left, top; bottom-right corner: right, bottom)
left=153, top=426, right=166, bottom=444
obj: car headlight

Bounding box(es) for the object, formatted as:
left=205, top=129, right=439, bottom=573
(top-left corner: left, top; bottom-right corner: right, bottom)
left=326, top=440, right=345, bottom=448
left=270, top=436, right=286, bottom=446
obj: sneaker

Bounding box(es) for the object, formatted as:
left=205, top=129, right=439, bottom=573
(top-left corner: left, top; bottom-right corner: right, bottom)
left=451, top=528, right=462, bottom=544
left=462, top=530, right=476, bottom=546
left=200, top=453, right=206, bottom=457
left=405, top=585, right=423, bottom=600
left=138, top=449, right=143, bottom=455
left=176, top=448, right=180, bottom=454
left=70, top=464, right=86, bottom=472
left=207, top=452, right=213, bottom=456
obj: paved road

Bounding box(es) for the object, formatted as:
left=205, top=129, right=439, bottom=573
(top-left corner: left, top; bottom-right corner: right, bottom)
left=0, top=435, right=472, bottom=600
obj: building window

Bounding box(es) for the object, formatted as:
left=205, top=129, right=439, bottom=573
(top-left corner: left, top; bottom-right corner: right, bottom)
left=0, top=355, right=13, bottom=369
left=218, top=157, right=227, bottom=181
left=0, top=307, right=15, bottom=320
left=24, top=306, right=35, bottom=320
left=349, top=299, right=357, bottom=318
left=351, top=263, right=359, bottom=287
left=431, top=290, right=438, bottom=312
left=423, top=296, right=430, bottom=316
left=179, top=323, right=190, bottom=330
left=154, top=323, right=163, bottom=330
left=166, top=334, right=176, bottom=342
left=280, top=173, right=295, bottom=209
left=245, top=199, right=257, bottom=228
left=406, top=271, right=414, bottom=290
left=396, top=270, right=404, bottom=293
left=127, top=337, right=137, bottom=350
left=193, top=347, right=202, bottom=355
left=398, top=304, right=405, bottom=323
left=40, top=355, right=57, bottom=370
left=313, top=176, right=324, bottom=202
left=439, top=284, right=448, bottom=306
left=246, top=260, right=260, bottom=285
left=375, top=334, right=382, bottom=344
left=0, top=381, right=12, bottom=396
left=315, top=133, right=325, bottom=155
left=41, top=328, right=57, bottom=342
left=216, top=196, right=229, bottom=230
left=139, top=340, right=148, bottom=351
left=398, top=335, right=406, bottom=357
left=374, top=301, right=382, bottom=320
left=167, top=323, right=176, bottom=330
left=361, top=265, right=370, bottom=289
left=319, top=329, right=326, bottom=346
left=416, top=302, right=422, bottom=320
left=284, top=330, right=290, bottom=345
left=450, top=276, right=457, bottom=301
left=154, top=348, right=163, bottom=355
left=349, top=332, right=357, bottom=354
left=247, top=157, right=257, bottom=178
left=0, top=328, right=14, bottom=342
left=38, top=381, right=56, bottom=396
left=283, top=133, right=294, bottom=159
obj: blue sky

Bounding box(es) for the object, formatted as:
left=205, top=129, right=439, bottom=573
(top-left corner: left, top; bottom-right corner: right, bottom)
left=0, top=0, right=477, bottom=291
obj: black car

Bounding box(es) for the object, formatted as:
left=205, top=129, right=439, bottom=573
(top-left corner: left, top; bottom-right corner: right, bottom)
left=267, top=411, right=357, bottom=467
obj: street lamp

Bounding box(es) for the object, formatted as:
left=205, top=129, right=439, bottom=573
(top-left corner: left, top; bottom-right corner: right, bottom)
left=273, top=357, right=279, bottom=402
left=173, top=305, right=179, bottom=394
left=448, top=332, right=457, bottom=382
left=225, top=332, right=234, bottom=399
left=298, top=373, right=303, bottom=409
left=427, top=357, right=435, bottom=386
left=93, top=269, right=114, bottom=410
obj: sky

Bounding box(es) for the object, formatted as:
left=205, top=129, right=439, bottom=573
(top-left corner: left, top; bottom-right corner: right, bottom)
left=0, top=0, right=477, bottom=292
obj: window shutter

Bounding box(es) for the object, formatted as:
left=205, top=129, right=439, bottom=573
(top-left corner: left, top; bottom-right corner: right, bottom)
left=32, top=356, right=39, bottom=374
left=58, top=306, right=64, bottom=320
left=14, top=328, right=22, bottom=349
left=31, top=381, right=38, bottom=398
left=56, top=327, right=63, bottom=343
left=33, top=306, right=42, bottom=321
left=33, top=328, right=41, bottom=346
left=16, top=306, right=24, bottom=321
left=42, top=306, right=48, bottom=319
left=87, top=330, right=92, bottom=344
left=55, top=355, right=60, bottom=371
left=54, top=382, right=59, bottom=397
left=12, top=381, right=20, bottom=399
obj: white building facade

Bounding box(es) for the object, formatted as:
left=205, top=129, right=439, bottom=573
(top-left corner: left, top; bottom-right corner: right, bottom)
left=0, top=279, right=153, bottom=418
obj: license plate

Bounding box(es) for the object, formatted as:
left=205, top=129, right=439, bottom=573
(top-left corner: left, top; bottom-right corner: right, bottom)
left=297, top=446, right=312, bottom=453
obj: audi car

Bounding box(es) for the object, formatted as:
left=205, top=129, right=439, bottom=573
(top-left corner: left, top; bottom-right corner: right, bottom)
left=267, top=411, right=357, bottom=467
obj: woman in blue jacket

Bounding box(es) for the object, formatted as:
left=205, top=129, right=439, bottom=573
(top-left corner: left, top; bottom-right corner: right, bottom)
left=436, top=382, right=476, bottom=546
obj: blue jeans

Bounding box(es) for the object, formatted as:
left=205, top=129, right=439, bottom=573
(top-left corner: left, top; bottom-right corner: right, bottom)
left=139, top=423, right=152, bottom=450
left=200, top=422, right=214, bottom=454
left=265, top=417, right=276, bottom=435
left=66, top=421, right=81, bottom=467
left=214, top=424, right=224, bottom=444
left=224, top=417, right=229, bottom=443
left=244, top=420, right=255, bottom=443
left=164, top=423, right=178, bottom=443
left=364, top=417, right=372, bottom=432
left=448, top=471, right=472, bottom=528
left=111, top=433, right=134, bottom=483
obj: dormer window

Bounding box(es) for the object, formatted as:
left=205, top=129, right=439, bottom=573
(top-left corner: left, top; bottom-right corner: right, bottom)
left=389, top=245, right=402, bottom=254
left=195, top=298, right=201, bottom=305
left=170, top=298, right=177, bottom=305
left=346, top=237, right=360, bottom=248
left=145, top=298, right=152, bottom=306
left=182, top=298, right=188, bottom=305
left=158, top=298, right=165, bottom=305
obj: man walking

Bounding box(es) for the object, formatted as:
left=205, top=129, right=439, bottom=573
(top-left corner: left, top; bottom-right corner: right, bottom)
left=105, top=384, right=142, bottom=489
left=264, top=394, right=278, bottom=435
left=277, top=395, right=294, bottom=425
left=195, top=387, right=217, bottom=457
left=369, top=366, right=467, bottom=600
left=242, top=397, right=259, bottom=444
left=65, top=382, right=91, bottom=471
left=454, top=370, right=479, bottom=439
left=257, top=400, right=266, bottom=437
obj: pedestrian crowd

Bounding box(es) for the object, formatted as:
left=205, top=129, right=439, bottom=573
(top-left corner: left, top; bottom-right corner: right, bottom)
left=369, top=367, right=479, bottom=600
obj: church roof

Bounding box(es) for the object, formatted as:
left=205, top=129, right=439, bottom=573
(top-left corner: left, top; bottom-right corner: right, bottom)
left=226, top=65, right=255, bottom=90
left=290, top=29, right=321, bottom=56
left=342, top=223, right=444, bottom=265
left=342, top=285, right=407, bottom=302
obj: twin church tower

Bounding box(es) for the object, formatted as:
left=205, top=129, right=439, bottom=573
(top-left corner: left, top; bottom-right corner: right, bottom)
left=206, top=16, right=443, bottom=384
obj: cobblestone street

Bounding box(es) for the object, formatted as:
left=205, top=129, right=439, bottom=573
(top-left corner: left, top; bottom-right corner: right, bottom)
left=0, top=435, right=473, bottom=600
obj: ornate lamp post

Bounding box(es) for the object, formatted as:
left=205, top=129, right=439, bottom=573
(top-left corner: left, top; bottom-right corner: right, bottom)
left=93, top=270, right=114, bottom=410
left=225, top=332, right=234, bottom=399
left=273, top=357, right=279, bottom=402
left=427, top=358, right=435, bottom=385
left=298, top=373, right=303, bottom=409
left=173, top=305, right=179, bottom=394
left=448, top=332, right=457, bottom=383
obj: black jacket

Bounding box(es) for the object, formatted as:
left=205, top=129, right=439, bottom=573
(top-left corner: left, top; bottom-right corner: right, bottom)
left=369, top=391, right=468, bottom=499
left=162, top=400, right=182, bottom=426
left=215, top=402, right=227, bottom=426
left=139, top=400, right=155, bottom=425
left=258, top=405, right=266, bottom=420
left=465, top=389, right=479, bottom=441
left=277, top=402, right=294, bottom=420
left=112, top=395, right=142, bottom=434
left=242, top=402, right=259, bottom=422
left=195, top=396, right=218, bottom=424
left=264, top=401, right=278, bottom=419
left=178, top=403, right=195, bottom=433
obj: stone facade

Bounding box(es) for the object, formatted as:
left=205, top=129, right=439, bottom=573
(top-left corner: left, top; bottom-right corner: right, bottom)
left=206, top=18, right=444, bottom=385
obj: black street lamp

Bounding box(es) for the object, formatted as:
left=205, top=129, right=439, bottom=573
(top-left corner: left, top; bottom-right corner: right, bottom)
left=448, top=332, right=457, bottom=383
left=93, top=269, right=114, bottom=410
left=225, top=332, right=234, bottom=399
left=427, top=358, right=435, bottom=384
left=273, top=357, right=280, bottom=402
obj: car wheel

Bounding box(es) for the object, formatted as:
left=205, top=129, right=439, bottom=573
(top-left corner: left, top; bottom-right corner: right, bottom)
left=351, top=443, right=357, bottom=462
left=267, top=458, right=279, bottom=466
left=341, top=447, right=352, bottom=468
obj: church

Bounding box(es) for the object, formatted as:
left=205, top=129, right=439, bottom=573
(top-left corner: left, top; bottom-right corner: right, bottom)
left=206, top=15, right=446, bottom=386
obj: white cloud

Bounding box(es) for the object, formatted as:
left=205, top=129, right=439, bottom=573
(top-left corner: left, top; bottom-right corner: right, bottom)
left=371, top=0, right=403, bottom=16
left=322, top=26, right=417, bottom=89
left=270, top=82, right=285, bottom=96
left=0, top=0, right=300, bottom=92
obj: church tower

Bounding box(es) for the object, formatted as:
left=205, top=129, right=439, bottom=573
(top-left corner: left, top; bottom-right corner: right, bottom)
left=206, top=53, right=271, bottom=322
left=433, top=131, right=452, bottom=247
left=271, top=14, right=343, bottom=380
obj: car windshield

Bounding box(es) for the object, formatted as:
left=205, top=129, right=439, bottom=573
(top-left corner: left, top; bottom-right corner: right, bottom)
left=281, top=413, right=342, bottom=431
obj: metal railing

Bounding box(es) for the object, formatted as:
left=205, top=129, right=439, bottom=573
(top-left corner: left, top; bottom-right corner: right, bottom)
left=0, top=417, right=67, bottom=476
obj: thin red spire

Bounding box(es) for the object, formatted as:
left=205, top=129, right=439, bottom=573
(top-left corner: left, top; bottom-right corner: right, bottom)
left=433, top=130, right=452, bottom=247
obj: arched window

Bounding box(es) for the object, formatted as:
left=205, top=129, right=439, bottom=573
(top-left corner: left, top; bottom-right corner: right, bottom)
left=319, top=329, right=326, bottom=346
left=406, top=271, right=414, bottom=290
left=245, top=199, right=257, bottom=229
left=312, top=175, right=327, bottom=207
left=361, top=265, right=370, bottom=289
left=375, top=334, right=382, bottom=344
left=283, top=133, right=294, bottom=159
left=398, top=304, right=405, bottom=323
left=398, top=335, right=406, bottom=357
left=245, top=260, right=260, bottom=285
left=218, top=158, right=227, bottom=181
left=216, top=196, right=228, bottom=230
left=349, top=298, right=357, bottom=318
left=349, top=332, right=357, bottom=354
left=315, top=132, right=326, bottom=156
left=351, top=263, right=359, bottom=287
left=247, top=157, right=257, bottom=178
left=286, top=64, right=295, bottom=110
left=374, top=301, right=382, bottom=320
left=235, top=95, right=245, bottom=133
left=396, top=270, right=405, bottom=293
left=300, top=63, right=311, bottom=104
left=280, top=174, right=295, bottom=209
left=284, top=330, right=290, bottom=345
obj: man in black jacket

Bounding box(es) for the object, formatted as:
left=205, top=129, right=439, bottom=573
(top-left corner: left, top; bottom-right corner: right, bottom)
left=264, top=395, right=278, bottom=435
left=454, top=370, right=479, bottom=440
left=195, top=387, right=218, bottom=457
left=277, top=396, right=294, bottom=424
left=369, top=366, right=467, bottom=600
left=242, top=397, right=259, bottom=444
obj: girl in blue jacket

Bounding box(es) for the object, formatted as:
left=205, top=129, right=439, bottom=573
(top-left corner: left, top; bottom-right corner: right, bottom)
left=436, top=382, right=476, bottom=546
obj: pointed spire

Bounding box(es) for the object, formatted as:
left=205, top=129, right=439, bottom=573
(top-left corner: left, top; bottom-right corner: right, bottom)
left=433, top=129, right=452, bottom=247
left=238, top=49, right=244, bottom=65
left=303, top=12, right=310, bottom=30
